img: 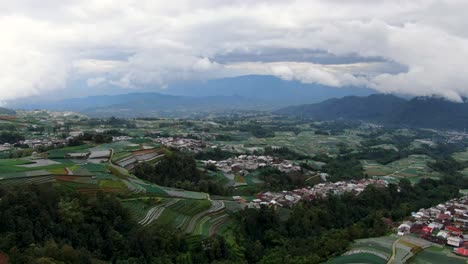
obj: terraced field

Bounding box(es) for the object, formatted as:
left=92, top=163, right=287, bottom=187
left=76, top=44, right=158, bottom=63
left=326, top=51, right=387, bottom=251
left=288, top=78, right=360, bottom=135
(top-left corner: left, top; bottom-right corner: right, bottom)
left=329, top=235, right=465, bottom=264
left=452, top=149, right=468, bottom=162
left=127, top=198, right=232, bottom=236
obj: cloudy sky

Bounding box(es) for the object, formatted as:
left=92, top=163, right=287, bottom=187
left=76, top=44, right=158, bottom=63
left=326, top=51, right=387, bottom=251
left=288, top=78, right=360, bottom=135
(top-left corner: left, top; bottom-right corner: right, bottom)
left=2, top=0, right=468, bottom=103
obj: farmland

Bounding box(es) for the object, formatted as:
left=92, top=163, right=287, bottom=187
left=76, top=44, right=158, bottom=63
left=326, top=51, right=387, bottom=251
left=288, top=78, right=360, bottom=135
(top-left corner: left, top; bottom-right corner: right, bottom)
left=1, top=110, right=468, bottom=263
left=329, top=235, right=465, bottom=264
left=362, top=155, right=441, bottom=184
left=122, top=197, right=236, bottom=236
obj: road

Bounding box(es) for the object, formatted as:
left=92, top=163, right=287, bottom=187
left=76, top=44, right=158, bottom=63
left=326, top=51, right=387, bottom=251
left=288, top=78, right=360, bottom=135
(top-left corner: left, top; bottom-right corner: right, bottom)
left=387, top=235, right=405, bottom=264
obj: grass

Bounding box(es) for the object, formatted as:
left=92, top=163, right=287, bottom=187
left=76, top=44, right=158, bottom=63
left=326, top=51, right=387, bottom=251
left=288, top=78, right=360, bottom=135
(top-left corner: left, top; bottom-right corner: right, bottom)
left=362, top=155, right=441, bottom=183
left=121, top=198, right=162, bottom=220
left=99, top=179, right=127, bottom=188
left=168, top=199, right=212, bottom=216
left=411, top=246, right=467, bottom=264
left=328, top=253, right=386, bottom=264
left=47, top=145, right=91, bottom=159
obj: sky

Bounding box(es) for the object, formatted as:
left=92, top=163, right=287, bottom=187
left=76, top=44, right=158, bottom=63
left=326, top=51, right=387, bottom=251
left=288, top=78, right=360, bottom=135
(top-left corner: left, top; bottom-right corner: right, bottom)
left=1, top=0, right=468, bottom=103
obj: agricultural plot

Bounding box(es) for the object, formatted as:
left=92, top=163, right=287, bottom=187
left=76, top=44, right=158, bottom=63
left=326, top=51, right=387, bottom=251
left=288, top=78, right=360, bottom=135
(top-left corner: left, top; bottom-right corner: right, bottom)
left=219, top=130, right=363, bottom=156
left=330, top=235, right=463, bottom=264
left=130, top=198, right=232, bottom=236
left=121, top=197, right=163, bottom=220
left=47, top=145, right=91, bottom=159
left=452, top=149, right=468, bottom=162
left=161, top=186, right=209, bottom=199
left=328, top=253, right=387, bottom=264
left=410, top=246, right=467, bottom=264
left=362, top=155, right=441, bottom=184
left=233, top=174, right=247, bottom=187
left=206, top=171, right=231, bottom=186
left=328, top=236, right=394, bottom=264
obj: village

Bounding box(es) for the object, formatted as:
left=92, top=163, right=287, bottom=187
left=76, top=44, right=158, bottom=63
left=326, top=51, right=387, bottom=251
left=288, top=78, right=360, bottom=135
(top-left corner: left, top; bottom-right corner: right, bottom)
left=153, top=137, right=209, bottom=153
left=396, top=196, right=468, bottom=257
left=244, top=178, right=388, bottom=208
left=203, top=154, right=302, bottom=175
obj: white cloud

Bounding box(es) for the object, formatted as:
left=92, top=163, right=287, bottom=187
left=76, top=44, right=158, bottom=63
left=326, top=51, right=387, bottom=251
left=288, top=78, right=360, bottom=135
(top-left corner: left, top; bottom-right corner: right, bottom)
left=1, top=0, right=468, bottom=101
left=87, top=77, right=106, bottom=87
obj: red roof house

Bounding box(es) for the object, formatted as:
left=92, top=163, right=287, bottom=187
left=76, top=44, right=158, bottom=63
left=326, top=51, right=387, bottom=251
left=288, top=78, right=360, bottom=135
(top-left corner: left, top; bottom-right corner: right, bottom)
left=422, top=226, right=433, bottom=234
left=446, top=226, right=462, bottom=234
left=455, top=247, right=468, bottom=257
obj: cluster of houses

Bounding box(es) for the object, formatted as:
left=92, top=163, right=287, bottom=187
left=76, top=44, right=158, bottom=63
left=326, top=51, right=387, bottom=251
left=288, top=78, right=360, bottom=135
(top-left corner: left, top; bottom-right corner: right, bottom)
left=204, top=155, right=301, bottom=175
left=17, top=138, right=68, bottom=149
left=249, top=179, right=388, bottom=208
left=113, top=135, right=133, bottom=141
left=445, top=131, right=468, bottom=144
left=153, top=137, right=208, bottom=153
left=396, top=196, right=468, bottom=256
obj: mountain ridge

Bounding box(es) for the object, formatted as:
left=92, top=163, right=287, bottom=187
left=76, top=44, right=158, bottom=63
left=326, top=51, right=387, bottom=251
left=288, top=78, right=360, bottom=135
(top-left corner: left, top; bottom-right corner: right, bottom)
left=275, top=94, right=468, bottom=130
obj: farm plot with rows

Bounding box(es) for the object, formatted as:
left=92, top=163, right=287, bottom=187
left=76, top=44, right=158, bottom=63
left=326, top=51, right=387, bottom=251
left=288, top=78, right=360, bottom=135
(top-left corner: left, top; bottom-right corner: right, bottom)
left=130, top=198, right=233, bottom=236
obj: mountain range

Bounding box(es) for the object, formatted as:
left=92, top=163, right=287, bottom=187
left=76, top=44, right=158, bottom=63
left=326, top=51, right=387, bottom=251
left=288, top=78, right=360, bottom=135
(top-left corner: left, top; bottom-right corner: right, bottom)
left=11, top=75, right=374, bottom=117
left=275, top=94, right=468, bottom=130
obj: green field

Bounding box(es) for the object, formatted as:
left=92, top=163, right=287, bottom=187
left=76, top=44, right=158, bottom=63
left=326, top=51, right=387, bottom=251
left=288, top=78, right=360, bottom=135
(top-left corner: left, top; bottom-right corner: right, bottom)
left=328, top=253, right=387, bottom=264
left=217, top=130, right=363, bottom=155
left=410, top=246, right=467, bottom=264
left=362, top=155, right=441, bottom=183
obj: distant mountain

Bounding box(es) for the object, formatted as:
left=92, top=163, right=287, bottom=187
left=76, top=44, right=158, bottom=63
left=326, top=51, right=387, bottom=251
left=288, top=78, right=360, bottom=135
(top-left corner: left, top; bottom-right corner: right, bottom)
left=18, top=93, right=262, bottom=117
left=11, top=75, right=375, bottom=117
left=0, top=107, right=16, bottom=115
left=165, top=75, right=374, bottom=106
left=275, top=94, right=468, bottom=130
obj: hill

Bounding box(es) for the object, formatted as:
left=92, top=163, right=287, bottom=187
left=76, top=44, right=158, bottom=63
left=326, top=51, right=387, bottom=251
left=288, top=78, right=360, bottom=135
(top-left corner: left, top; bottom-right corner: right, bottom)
left=165, top=75, right=374, bottom=105
left=275, top=94, right=468, bottom=130
left=0, top=107, right=16, bottom=115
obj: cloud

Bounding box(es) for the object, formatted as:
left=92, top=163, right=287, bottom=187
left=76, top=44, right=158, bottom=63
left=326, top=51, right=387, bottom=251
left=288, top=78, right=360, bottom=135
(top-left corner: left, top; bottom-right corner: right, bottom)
left=1, top=0, right=468, bottom=101
left=86, top=77, right=106, bottom=87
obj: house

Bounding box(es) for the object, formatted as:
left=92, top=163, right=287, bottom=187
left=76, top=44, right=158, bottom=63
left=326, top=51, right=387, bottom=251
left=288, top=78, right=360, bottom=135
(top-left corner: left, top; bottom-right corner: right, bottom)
left=437, top=230, right=449, bottom=239
left=454, top=247, right=468, bottom=257
left=428, top=222, right=443, bottom=231
left=446, top=226, right=462, bottom=235
left=398, top=222, right=412, bottom=236
left=422, top=226, right=433, bottom=234
left=448, top=236, right=463, bottom=247
left=438, top=213, right=451, bottom=221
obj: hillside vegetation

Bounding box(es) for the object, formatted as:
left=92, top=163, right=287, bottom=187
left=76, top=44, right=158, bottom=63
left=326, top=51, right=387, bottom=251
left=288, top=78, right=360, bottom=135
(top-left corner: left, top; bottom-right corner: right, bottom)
left=276, top=94, right=468, bottom=130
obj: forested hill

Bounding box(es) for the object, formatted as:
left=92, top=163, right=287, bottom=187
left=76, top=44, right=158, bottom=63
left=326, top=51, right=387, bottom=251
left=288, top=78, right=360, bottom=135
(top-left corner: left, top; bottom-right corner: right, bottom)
left=275, top=94, right=468, bottom=130
left=0, top=107, right=16, bottom=115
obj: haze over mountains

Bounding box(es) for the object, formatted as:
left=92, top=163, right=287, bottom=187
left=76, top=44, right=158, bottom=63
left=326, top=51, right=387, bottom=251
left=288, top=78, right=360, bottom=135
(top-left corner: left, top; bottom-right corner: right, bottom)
left=13, top=75, right=373, bottom=116
left=276, top=94, right=468, bottom=130
left=8, top=74, right=468, bottom=130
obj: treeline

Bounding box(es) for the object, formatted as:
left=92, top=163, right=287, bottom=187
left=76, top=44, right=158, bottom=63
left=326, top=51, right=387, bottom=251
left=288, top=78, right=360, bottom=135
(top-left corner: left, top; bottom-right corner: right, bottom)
left=69, top=131, right=122, bottom=146
left=195, top=148, right=237, bottom=161
left=0, top=175, right=464, bottom=263
left=134, top=152, right=227, bottom=195
left=261, top=146, right=309, bottom=160
left=256, top=168, right=306, bottom=191
left=0, top=132, right=24, bottom=144
left=0, top=185, right=233, bottom=264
